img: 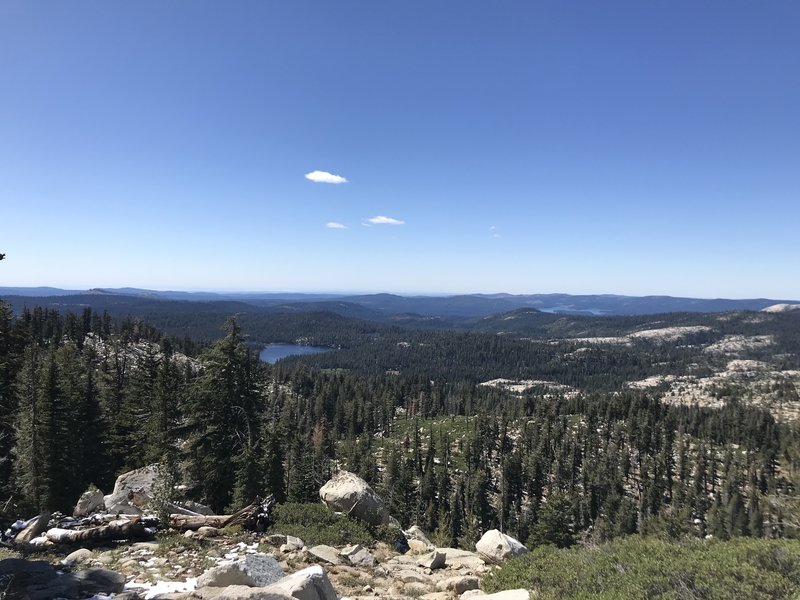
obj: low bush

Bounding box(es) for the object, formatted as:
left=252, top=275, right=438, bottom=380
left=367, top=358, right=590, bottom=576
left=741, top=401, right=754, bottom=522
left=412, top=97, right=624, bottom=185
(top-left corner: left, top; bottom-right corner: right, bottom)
left=268, top=502, right=372, bottom=547
left=482, top=537, right=800, bottom=600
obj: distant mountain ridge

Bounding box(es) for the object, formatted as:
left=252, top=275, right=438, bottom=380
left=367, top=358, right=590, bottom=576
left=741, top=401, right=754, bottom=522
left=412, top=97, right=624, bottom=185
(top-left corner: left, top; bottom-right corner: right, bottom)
left=0, top=287, right=796, bottom=317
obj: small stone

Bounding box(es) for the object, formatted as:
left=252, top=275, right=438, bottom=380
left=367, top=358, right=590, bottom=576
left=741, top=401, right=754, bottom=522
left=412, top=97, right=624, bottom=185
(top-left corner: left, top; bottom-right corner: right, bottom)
left=264, top=534, right=287, bottom=546
left=198, top=526, right=222, bottom=538
left=63, top=548, right=94, bottom=565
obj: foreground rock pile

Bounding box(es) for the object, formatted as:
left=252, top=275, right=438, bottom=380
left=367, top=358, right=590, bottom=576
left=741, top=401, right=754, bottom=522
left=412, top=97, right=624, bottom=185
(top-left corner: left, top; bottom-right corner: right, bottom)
left=1, top=470, right=531, bottom=600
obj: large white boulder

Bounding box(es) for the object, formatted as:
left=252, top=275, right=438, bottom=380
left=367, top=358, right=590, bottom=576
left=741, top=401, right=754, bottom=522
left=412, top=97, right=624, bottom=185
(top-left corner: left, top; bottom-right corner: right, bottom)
left=74, top=489, right=105, bottom=517
left=104, top=464, right=160, bottom=513
left=319, top=470, right=393, bottom=527
left=475, top=530, right=528, bottom=564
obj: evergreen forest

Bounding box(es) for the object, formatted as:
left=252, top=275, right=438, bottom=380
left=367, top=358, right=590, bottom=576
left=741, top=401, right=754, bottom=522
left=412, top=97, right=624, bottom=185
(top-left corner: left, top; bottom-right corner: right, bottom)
left=2, top=295, right=800, bottom=554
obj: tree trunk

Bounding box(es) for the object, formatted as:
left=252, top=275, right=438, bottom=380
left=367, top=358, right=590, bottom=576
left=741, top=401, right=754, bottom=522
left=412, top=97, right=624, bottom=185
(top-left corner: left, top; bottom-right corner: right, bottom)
left=46, top=519, right=149, bottom=544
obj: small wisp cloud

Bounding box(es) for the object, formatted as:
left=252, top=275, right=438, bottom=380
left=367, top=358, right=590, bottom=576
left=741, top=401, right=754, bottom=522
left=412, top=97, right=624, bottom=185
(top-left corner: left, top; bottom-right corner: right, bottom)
left=326, top=222, right=347, bottom=229
left=305, top=170, right=348, bottom=184
left=366, top=215, right=405, bottom=225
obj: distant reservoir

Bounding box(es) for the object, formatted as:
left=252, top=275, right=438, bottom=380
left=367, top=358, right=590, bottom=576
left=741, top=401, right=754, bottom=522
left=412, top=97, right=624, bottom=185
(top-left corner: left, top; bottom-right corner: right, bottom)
left=258, top=343, right=331, bottom=364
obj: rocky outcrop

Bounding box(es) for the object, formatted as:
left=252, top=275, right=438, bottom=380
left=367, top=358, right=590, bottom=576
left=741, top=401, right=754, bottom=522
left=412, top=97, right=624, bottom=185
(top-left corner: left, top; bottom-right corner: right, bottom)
left=475, top=529, right=528, bottom=564
left=319, top=470, right=393, bottom=527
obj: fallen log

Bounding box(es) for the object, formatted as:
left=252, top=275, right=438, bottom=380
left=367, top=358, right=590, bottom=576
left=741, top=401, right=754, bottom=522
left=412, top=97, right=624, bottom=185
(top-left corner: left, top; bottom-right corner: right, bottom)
left=167, top=514, right=230, bottom=531
left=223, top=495, right=275, bottom=531
left=46, top=518, right=149, bottom=544
left=168, top=495, right=275, bottom=531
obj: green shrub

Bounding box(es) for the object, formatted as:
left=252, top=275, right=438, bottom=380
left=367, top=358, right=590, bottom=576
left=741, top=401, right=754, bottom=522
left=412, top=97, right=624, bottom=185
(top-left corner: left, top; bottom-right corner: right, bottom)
left=483, top=537, right=800, bottom=600
left=268, top=502, right=372, bottom=547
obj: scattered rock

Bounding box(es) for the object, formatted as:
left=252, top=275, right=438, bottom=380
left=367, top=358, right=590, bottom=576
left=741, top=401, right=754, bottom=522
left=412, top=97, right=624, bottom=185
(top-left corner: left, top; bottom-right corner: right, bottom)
left=396, top=569, right=428, bottom=584
left=475, top=530, right=528, bottom=564
left=319, top=470, right=393, bottom=527
left=307, top=544, right=342, bottom=565
left=405, top=525, right=433, bottom=548
left=436, top=575, right=479, bottom=594
left=418, top=550, right=446, bottom=570
left=281, top=535, right=304, bottom=552
left=265, top=534, right=288, bottom=546
left=403, top=581, right=430, bottom=596
left=434, top=548, right=487, bottom=572
left=341, top=544, right=378, bottom=568
left=197, top=526, right=222, bottom=538
left=74, top=489, right=105, bottom=517
left=460, top=590, right=531, bottom=599
left=408, top=539, right=429, bottom=554
left=63, top=548, right=94, bottom=565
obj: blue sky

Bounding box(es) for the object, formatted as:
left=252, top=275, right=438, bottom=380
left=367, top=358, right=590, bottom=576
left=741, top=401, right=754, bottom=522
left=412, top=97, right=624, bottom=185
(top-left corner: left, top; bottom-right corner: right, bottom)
left=1, top=2, right=798, bottom=298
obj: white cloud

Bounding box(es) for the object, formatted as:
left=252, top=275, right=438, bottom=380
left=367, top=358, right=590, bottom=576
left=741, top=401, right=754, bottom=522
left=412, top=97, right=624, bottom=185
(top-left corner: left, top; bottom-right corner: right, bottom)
left=366, top=215, right=405, bottom=225
left=305, top=170, right=348, bottom=184
left=326, top=222, right=347, bottom=229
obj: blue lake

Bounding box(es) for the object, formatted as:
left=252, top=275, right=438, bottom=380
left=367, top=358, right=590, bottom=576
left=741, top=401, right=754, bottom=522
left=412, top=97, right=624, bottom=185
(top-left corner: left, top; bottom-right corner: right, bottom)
left=258, top=343, right=331, bottom=364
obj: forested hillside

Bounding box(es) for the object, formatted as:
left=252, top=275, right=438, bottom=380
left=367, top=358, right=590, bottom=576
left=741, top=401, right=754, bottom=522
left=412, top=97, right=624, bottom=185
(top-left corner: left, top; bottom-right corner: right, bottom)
left=1, top=298, right=800, bottom=552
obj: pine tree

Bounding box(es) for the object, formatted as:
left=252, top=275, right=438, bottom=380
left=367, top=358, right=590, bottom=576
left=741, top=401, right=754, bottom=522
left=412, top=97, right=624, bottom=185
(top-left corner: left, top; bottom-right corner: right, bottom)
left=748, top=494, right=764, bottom=538
left=531, top=492, right=576, bottom=548
left=184, top=318, right=264, bottom=512
left=13, top=346, right=48, bottom=512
